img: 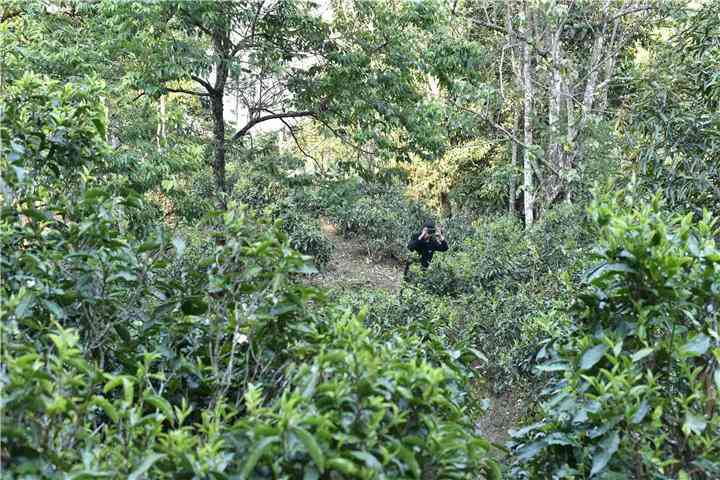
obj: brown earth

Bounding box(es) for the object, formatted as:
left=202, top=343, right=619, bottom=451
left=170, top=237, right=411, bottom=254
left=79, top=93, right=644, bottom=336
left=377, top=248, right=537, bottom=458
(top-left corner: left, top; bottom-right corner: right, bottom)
left=307, top=217, right=403, bottom=291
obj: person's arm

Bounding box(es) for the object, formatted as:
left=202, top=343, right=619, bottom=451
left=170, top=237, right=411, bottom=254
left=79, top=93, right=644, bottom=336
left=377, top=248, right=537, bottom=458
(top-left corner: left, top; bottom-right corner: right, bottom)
left=433, top=226, right=449, bottom=251
left=408, top=227, right=428, bottom=251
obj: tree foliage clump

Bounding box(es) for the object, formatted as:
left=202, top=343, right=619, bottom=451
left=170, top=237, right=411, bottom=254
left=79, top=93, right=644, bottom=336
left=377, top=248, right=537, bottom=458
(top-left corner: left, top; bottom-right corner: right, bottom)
left=510, top=193, right=720, bottom=479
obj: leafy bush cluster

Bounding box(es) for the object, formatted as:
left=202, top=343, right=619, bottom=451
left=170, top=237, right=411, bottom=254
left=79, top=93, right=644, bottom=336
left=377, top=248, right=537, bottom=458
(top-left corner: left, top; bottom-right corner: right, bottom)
left=231, top=161, right=334, bottom=269
left=509, top=193, right=720, bottom=479
left=404, top=140, right=509, bottom=216
left=313, top=178, right=432, bottom=262
left=401, top=205, right=593, bottom=391
left=1, top=73, right=500, bottom=479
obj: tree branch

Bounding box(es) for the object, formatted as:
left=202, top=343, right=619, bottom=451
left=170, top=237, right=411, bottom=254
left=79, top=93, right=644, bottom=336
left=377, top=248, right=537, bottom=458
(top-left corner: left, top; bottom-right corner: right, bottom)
left=276, top=117, right=324, bottom=173
left=190, top=75, right=215, bottom=94
left=232, top=110, right=316, bottom=140
left=164, top=87, right=210, bottom=97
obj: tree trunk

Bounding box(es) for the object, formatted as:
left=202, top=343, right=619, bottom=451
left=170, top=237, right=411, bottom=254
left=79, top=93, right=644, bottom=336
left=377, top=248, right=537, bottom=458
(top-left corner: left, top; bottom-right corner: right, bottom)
left=211, top=94, right=226, bottom=209
left=522, top=4, right=535, bottom=228
left=211, top=31, right=230, bottom=209
left=509, top=110, right=519, bottom=215
left=156, top=95, right=166, bottom=148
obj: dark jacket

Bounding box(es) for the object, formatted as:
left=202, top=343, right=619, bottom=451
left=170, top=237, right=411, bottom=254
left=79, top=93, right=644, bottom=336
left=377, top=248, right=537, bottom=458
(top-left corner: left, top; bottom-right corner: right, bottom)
left=407, top=233, right=448, bottom=268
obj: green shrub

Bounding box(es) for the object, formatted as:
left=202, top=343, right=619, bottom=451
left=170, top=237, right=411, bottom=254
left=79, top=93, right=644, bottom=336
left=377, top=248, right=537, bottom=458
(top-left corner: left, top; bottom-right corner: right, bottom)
left=324, top=180, right=431, bottom=261
left=407, top=205, right=592, bottom=392
left=1, top=74, right=500, bottom=479
left=509, top=193, right=720, bottom=479
left=231, top=168, right=334, bottom=269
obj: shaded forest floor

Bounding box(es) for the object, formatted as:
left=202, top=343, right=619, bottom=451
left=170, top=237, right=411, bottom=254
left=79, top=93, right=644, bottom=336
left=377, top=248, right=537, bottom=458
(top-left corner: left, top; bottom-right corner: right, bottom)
left=309, top=217, right=527, bottom=446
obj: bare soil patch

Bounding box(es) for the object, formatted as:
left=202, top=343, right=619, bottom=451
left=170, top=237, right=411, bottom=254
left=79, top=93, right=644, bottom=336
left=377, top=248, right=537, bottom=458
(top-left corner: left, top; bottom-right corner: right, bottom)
left=308, top=217, right=403, bottom=291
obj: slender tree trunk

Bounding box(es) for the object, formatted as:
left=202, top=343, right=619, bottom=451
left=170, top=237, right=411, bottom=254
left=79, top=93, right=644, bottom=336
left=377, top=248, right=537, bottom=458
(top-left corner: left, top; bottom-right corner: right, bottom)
left=156, top=95, right=166, bottom=148
left=211, top=94, right=226, bottom=208
left=522, top=4, right=535, bottom=228
left=211, top=32, right=230, bottom=209
left=509, top=110, right=519, bottom=215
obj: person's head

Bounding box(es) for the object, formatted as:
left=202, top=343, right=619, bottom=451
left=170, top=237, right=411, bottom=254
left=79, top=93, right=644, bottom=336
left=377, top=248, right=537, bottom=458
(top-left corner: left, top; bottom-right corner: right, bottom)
left=423, top=219, right=436, bottom=237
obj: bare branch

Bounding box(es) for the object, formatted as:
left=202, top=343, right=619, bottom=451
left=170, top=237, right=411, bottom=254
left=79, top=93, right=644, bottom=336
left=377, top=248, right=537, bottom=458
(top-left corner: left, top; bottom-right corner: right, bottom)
left=190, top=75, right=215, bottom=94
left=164, top=87, right=211, bottom=97
left=232, top=110, right=316, bottom=140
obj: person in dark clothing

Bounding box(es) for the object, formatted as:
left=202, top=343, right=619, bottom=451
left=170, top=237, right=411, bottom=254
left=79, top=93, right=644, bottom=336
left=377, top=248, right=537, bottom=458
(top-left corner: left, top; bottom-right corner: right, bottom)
left=407, top=220, right=448, bottom=269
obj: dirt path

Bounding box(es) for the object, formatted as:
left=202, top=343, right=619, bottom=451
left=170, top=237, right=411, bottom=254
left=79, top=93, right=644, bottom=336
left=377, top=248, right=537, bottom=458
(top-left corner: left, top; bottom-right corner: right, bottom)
left=309, top=218, right=525, bottom=446
left=308, top=218, right=403, bottom=291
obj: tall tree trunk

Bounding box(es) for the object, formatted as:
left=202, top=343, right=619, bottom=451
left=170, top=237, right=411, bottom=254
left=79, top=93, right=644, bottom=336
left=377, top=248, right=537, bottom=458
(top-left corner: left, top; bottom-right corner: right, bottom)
left=211, top=94, right=226, bottom=209
left=156, top=95, right=166, bottom=148
left=522, top=3, right=535, bottom=228
left=547, top=25, right=563, bottom=204
left=211, top=31, right=230, bottom=209
left=509, top=109, right=519, bottom=215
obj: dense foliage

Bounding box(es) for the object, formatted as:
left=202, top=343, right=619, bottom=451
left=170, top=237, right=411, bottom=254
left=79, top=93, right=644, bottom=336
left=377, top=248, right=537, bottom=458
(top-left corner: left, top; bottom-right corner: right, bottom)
left=3, top=0, right=719, bottom=478
left=509, top=193, right=720, bottom=478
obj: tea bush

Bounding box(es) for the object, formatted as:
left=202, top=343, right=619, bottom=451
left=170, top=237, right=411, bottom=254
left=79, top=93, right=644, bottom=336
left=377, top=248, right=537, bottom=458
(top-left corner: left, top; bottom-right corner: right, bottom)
left=509, top=193, right=720, bottom=479
left=405, top=205, right=591, bottom=391
left=1, top=73, right=501, bottom=479
left=312, top=178, right=431, bottom=261
left=231, top=165, right=334, bottom=269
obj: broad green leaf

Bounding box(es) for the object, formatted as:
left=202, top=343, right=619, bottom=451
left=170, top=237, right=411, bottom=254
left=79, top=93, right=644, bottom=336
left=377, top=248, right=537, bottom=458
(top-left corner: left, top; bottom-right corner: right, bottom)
left=292, top=427, right=325, bottom=472
left=241, top=436, right=279, bottom=479
left=682, top=334, right=710, bottom=356
left=327, top=458, right=358, bottom=476
left=683, top=411, right=707, bottom=435
left=590, top=431, right=619, bottom=476
left=483, top=460, right=502, bottom=480
left=350, top=451, right=382, bottom=470
left=535, top=361, right=569, bottom=372
left=144, top=394, right=174, bottom=422
left=128, top=453, right=165, bottom=480
left=631, top=400, right=651, bottom=424
left=631, top=348, right=654, bottom=363
left=515, top=441, right=544, bottom=462
left=90, top=396, right=119, bottom=423
left=397, top=446, right=420, bottom=478
left=172, top=237, right=185, bottom=258
left=122, top=377, right=134, bottom=404
left=581, top=344, right=608, bottom=370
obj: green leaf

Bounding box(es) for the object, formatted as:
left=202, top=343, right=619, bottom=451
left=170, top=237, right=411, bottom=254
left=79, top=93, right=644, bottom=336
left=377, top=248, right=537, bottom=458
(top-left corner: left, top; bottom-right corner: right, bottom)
left=172, top=237, right=185, bottom=258
left=587, top=262, right=636, bottom=282
left=590, top=431, right=619, bottom=477
left=631, top=348, right=654, bottom=362
left=181, top=296, right=208, bottom=316
left=90, top=396, right=119, bottom=423
left=515, top=441, right=544, bottom=462
left=292, top=427, right=325, bottom=472
left=327, top=458, right=358, bottom=476
left=128, top=453, right=165, bottom=480
left=350, top=451, right=382, bottom=470
left=144, top=394, right=175, bottom=423
left=241, top=436, right=279, bottom=479
left=681, top=334, right=710, bottom=356
left=14, top=294, right=35, bottom=319
left=483, top=460, right=502, bottom=480
left=631, top=400, right=650, bottom=424
left=122, top=377, right=134, bottom=404
left=683, top=411, right=707, bottom=435
left=581, top=344, right=608, bottom=370
left=535, top=361, right=569, bottom=372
